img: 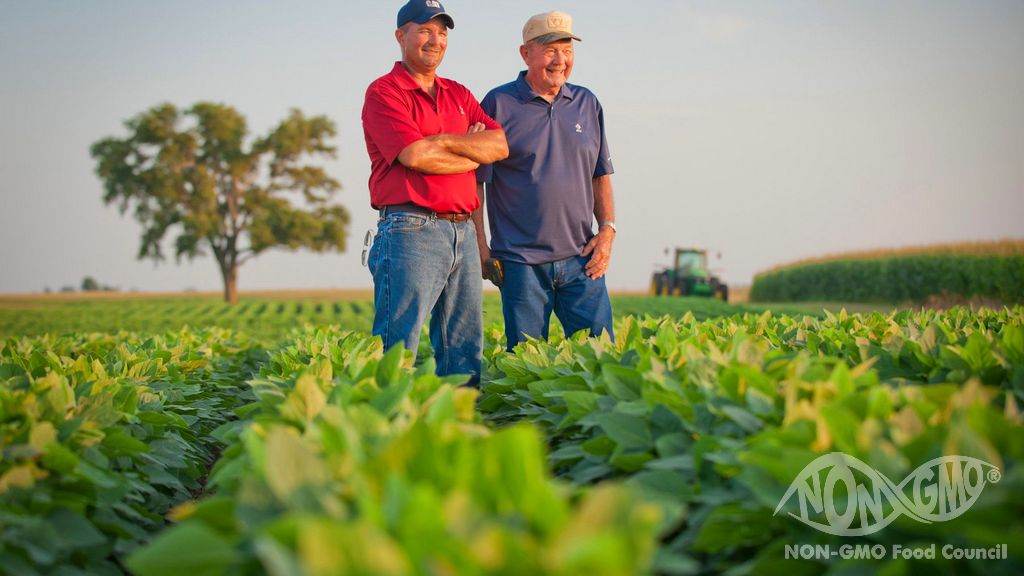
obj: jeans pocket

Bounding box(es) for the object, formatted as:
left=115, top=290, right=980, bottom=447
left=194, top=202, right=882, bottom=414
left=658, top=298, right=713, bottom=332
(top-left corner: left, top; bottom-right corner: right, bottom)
left=386, top=213, right=429, bottom=232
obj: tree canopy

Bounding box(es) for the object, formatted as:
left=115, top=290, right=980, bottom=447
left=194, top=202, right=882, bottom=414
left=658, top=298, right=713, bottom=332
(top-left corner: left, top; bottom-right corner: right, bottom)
left=91, top=102, right=349, bottom=303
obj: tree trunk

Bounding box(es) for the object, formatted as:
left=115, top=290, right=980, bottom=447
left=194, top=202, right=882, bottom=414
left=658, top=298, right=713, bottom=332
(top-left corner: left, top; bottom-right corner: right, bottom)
left=218, top=259, right=239, bottom=305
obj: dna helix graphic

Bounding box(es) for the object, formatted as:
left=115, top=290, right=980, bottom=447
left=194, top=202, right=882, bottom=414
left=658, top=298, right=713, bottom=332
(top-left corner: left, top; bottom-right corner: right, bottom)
left=773, top=452, right=1001, bottom=536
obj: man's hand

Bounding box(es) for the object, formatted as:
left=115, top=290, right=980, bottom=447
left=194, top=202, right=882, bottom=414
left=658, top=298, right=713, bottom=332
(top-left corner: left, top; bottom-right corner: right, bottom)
left=478, top=243, right=504, bottom=287
left=483, top=258, right=504, bottom=288
left=582, top=227, right=615, bottom=280
left=467, top=122, right=485, bottom=134
left=478, top=242, right=492, bottom=274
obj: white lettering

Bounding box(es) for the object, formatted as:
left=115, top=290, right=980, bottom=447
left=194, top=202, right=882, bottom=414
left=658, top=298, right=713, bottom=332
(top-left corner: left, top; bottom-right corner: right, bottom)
left=893, top=544, right=935, bottom=559
left=839, top=544, right=885, bottom=560
left=775, top=454, right=1001, bottom=536
left=823, top=465, right=857, bottom=530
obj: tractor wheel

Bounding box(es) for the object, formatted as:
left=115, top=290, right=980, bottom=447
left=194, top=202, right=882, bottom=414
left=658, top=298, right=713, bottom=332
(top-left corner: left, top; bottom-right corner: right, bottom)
left=653, top=274, right=666, bottom=296
left=716, top=285, right=729, bottom=302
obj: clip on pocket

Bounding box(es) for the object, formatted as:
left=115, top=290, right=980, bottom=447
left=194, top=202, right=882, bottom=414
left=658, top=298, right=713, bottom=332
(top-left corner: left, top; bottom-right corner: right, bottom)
left=361, top=229, right=374, bottom=267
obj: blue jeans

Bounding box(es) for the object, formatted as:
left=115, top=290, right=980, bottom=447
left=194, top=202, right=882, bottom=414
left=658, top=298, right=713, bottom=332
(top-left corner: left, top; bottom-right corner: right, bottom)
left=499, top=255, right=614, bottom=351
left=368, top=212, right=482, bottom=383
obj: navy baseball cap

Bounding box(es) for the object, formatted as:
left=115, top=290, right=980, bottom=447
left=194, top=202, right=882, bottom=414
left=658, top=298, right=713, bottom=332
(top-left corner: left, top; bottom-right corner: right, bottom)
left=397, top=0, right=455, bottom=29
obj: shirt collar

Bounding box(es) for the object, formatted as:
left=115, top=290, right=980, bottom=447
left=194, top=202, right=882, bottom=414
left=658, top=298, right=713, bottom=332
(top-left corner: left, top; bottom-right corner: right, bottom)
left=390, top=61, right=449, bottom=92
left=514, top=70, right=575, bottom=103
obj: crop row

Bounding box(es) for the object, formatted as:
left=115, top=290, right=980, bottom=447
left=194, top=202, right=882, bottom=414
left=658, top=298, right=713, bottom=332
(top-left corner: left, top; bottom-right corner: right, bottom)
left=126, top=328, right=660, bottom=575
left=0, top=295, right=788, bottom=342
left=0, top=299, right=377, bottom=340
left=0, top=329, right=264, bottom=574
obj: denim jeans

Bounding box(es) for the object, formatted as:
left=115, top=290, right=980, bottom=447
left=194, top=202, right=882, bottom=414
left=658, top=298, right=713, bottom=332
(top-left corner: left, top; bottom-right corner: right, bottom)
left=367, top=212, right=482, bottom=382
left=499, top=255, right=614, bottom=351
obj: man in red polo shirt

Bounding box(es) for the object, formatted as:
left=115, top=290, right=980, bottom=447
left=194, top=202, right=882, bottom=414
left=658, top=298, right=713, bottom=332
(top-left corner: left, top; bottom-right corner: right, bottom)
left=362, top=0, right=507, bottom=384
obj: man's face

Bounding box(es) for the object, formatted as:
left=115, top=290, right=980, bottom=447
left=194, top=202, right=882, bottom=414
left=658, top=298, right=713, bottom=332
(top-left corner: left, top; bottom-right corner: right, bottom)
left=397, top=17, right=449, bottom=72
left=521, top=39, right=574, bottom=94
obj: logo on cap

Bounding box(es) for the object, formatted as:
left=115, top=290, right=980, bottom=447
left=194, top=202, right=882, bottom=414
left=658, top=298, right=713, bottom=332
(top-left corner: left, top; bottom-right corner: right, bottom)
left=522, top=10, right=582, bottom=44
left=397, top=0, right=454, bottom=29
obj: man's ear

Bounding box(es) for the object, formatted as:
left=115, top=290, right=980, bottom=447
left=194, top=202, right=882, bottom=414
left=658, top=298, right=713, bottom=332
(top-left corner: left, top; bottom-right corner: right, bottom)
left=519, top=44, right=528, bottom=62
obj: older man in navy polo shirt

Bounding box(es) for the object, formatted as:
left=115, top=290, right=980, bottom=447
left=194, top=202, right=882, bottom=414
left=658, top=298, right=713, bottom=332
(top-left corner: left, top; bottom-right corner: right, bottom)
left=475, top=10, right=616, bottom=351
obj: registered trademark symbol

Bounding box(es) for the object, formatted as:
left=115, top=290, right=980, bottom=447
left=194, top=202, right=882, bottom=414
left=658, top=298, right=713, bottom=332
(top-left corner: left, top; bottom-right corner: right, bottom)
left=987, top=468, right=1001, bottom=483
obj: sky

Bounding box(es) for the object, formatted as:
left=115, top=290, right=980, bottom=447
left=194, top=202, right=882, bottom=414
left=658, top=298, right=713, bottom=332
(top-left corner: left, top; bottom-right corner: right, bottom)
left=1, top=0, right=1022, bottom=294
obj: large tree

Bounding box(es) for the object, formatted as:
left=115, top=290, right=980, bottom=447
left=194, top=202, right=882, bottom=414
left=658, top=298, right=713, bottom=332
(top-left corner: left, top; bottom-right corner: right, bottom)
left=91, top=102, right=349, bottom=303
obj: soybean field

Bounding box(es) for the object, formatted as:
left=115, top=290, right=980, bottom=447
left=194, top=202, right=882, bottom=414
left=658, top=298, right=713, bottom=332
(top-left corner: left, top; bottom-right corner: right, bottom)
left=1, top=294, right=1022, bottom=575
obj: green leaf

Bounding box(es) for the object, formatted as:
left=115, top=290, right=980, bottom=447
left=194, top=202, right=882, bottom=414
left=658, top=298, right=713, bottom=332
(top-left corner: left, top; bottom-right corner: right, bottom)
left=645, top=454, right=695, bottom=472
left=102, top=429, right=151, bottom=455
left=601, top=364, right=642, bottom=400
left=654, top=432, right=691, bottom=457
left=581, top=435, right=616, bottom=457
left=719, top=405, right=763, bottom=434
left=289, top=372, right=327, bottom=421
left=41, top=441, right=79, bottom=474
left=375, top=343, right=406, bottom=385
left=179, top=497, right=239, bottom=535
left=263, top=426, right=328, bottom=503
left=820, top=404, right=859, bottom=453
left=39, top=372, right=75, bottom=416
left=126, top=522, right=237, bottom=576
left=594, top=412, right=653, bottom=450
left=610, top=449, right=653, bottom=472
left=47, top=508, right=106, bottom=549
left=369, top=378, right=411, bottom=416
left=138, top=410, right=188, bottom=428
left=650, top=404, right=685, bottom=436
left=692, top=503, right=774, bottom=553
left=563, top=390, right=599, bottom=419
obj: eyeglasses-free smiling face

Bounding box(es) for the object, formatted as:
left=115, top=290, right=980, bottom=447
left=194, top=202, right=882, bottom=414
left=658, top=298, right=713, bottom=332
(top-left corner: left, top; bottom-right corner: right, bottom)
left=521, top=39, right=574, bottom=98
left=396, top=17, right=449, bottom=74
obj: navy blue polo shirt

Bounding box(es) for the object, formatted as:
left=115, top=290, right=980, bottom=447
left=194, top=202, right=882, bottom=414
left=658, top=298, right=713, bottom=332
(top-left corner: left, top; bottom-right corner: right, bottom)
left=477, top=71, right=613, bottom=265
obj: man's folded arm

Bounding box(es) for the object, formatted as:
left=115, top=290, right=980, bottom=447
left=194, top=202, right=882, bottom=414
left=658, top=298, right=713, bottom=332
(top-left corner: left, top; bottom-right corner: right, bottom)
left=397, top=139, right=480, bottom=174
left=430, top=129, right=509, bottom=165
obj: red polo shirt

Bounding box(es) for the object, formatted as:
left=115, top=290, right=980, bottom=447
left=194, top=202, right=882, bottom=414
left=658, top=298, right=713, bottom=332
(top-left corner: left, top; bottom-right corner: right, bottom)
left=362, top=62, right=500, bottom=213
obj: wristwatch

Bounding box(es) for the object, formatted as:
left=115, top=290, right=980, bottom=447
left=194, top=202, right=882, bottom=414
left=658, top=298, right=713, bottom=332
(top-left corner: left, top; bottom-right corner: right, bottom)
left=599, top=221, right=617, bottom=233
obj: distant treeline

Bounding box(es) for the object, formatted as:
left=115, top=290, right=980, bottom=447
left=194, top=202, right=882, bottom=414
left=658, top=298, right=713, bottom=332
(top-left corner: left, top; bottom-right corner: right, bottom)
left=750, top=239, right=1024, bottom=303
left=44, top=276, right=119, bottom=294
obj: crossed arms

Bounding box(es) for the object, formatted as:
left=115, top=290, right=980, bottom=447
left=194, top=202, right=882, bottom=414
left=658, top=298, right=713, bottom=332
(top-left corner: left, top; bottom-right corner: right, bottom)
left=398, top=124, right=508, bottom=174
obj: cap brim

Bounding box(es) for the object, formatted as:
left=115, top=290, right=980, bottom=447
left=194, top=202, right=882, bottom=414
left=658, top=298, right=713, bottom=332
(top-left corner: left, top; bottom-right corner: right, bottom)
left=529, top=32, right=581, bottom=44
left=414, top=12, right=455, bottom=29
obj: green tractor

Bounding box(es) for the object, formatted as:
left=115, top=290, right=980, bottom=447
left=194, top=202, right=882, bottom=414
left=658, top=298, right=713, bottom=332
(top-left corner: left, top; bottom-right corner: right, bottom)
left=651, top=248, right=729, bottom=301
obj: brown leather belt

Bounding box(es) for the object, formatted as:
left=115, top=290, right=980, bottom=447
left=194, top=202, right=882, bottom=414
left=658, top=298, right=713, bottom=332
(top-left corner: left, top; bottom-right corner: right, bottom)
left=379, top=203, right=471, bottom=222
